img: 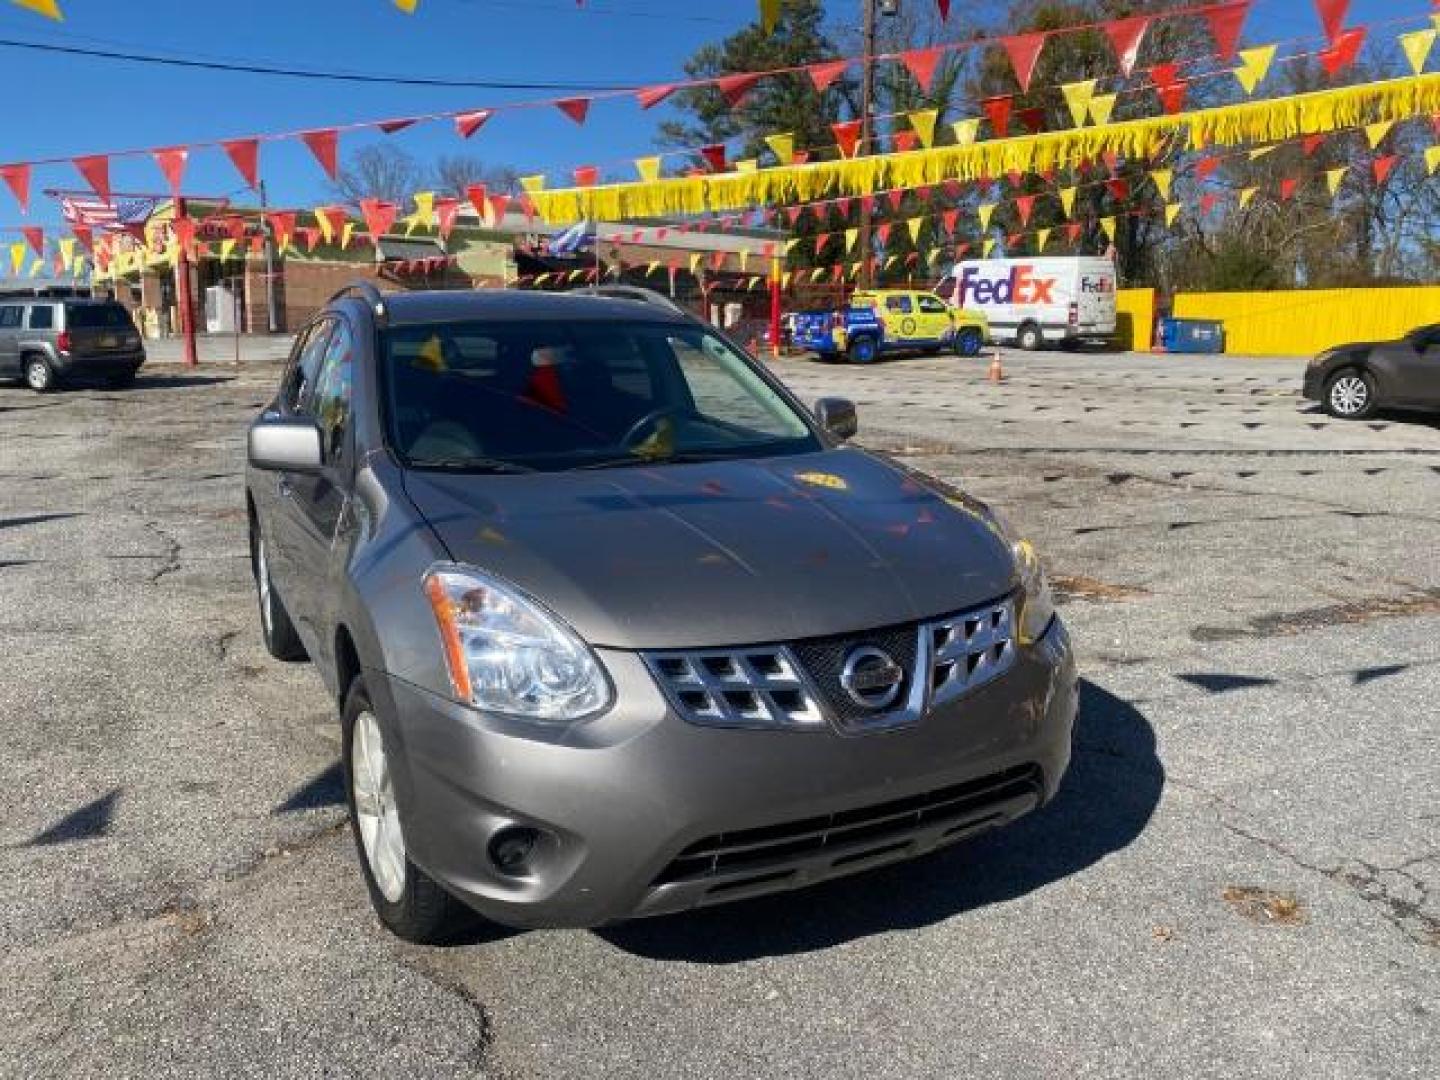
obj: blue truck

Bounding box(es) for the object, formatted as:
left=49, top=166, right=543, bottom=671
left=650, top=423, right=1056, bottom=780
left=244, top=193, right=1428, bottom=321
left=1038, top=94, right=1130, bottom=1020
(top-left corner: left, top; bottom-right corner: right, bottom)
left=792, top=289, right=990, bottom=363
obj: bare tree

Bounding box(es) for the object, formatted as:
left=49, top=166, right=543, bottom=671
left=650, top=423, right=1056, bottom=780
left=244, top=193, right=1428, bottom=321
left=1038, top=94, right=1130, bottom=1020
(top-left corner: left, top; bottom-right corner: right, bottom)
left=430, top=155, right=521, bottom=198
left=330, top=145, right=428, bottom=206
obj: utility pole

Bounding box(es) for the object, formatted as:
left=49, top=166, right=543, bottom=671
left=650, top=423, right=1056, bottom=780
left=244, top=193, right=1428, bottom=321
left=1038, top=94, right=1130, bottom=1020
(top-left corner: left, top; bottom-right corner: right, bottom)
left=259, top=180, right=279, bottom=333
left=174, top=196, right=198, bottom=368
left=857, top=0, right=879, bottom=288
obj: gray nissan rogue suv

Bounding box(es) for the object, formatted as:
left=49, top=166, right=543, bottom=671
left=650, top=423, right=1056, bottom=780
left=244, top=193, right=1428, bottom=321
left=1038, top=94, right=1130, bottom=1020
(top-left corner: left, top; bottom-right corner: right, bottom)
left=245, top=283, right=1077, bottom=942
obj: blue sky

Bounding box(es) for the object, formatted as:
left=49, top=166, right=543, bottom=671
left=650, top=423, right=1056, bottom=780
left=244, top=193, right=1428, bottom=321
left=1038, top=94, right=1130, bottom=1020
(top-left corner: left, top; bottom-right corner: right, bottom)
left=0, top=0, right=1414, bottom=233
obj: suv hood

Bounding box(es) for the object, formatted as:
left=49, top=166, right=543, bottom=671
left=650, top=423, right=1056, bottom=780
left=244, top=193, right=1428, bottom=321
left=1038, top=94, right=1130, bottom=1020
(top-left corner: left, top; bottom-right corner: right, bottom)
left=403, top=448, right=1018, bottom=649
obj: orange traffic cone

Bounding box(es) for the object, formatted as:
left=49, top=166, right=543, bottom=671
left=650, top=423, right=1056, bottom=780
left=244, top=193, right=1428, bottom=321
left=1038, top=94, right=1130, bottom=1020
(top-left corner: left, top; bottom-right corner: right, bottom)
left=988, top=349, right=1004, bottom=383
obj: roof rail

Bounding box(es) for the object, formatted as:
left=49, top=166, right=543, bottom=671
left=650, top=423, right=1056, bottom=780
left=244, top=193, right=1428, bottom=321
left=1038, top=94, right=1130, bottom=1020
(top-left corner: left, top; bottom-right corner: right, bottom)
left=568, top=284, right=689, bottom=317
left=329, top=281, right=389, bottom=324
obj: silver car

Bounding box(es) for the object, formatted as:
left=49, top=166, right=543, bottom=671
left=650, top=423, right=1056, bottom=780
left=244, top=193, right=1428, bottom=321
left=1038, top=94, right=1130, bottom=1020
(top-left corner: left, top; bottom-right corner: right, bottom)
left=245, top=283, right=1077, bottom=942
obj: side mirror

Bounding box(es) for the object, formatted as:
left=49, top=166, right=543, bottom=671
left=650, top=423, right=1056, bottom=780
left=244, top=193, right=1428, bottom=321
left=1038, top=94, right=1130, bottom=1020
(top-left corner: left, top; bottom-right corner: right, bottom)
left=814, top=397, right=858, bottom=441
left=248, top=416, right=322, bottom=473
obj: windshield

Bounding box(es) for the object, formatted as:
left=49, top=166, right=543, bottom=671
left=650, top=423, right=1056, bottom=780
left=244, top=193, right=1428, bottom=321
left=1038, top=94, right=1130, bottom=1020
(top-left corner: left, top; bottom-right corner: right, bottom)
left=382, top=319, right=820, bottom=472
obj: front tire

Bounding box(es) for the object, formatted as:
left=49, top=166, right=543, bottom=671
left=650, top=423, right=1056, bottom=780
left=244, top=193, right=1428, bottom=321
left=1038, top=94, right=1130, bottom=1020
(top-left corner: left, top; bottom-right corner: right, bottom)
left=251, top=523, right=307, bottom=661
left=954, top=328, right=983, bottom=357
left=1017, top=324, right=1043, bottom=352
left=24, top=355, right=56, bottom=393
left=1324, top=368, right=1376, bottom=420
left=342, top=677, right=474, bottom=944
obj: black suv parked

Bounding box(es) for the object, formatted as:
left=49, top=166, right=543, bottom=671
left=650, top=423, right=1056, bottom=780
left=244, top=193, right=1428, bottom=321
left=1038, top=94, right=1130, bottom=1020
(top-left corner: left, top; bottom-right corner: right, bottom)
left=0, top=297, right=146, bottom=391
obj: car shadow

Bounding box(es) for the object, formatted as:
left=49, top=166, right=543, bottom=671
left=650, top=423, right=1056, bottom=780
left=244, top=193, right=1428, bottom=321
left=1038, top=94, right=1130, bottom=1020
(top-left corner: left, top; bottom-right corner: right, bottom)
left=596, top=679, right=1162, bottom=964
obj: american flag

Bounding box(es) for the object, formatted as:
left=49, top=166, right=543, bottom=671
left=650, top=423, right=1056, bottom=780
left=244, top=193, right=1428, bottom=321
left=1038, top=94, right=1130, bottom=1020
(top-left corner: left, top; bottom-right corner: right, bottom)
left=60, top=195, right=159, bottom=231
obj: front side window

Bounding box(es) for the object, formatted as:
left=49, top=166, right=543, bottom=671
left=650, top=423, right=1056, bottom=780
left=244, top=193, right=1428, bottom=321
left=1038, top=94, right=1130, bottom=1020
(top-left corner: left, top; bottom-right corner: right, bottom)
left=280, top=319, right=333, bottom=414
left=382, top=319, right=818, bottom=472
left=27, top=305, right=54, bottom=330
left=306, top=319, right=355, bottom=463
left=918, top=296, right=948, bottom=314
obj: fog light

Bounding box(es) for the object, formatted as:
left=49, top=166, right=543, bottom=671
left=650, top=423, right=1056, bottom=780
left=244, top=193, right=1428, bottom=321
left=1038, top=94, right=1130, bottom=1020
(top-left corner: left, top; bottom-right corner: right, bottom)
left=488, top=826, right=539, bottom=877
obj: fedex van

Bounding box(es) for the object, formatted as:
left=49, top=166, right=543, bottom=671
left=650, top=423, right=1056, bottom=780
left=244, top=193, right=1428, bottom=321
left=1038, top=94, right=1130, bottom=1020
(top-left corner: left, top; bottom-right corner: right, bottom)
left=935, top=257, right=1117, bottom=350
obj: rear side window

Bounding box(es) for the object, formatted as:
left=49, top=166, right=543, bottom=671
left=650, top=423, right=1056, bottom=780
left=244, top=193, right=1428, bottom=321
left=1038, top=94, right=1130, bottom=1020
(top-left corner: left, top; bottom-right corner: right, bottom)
left=0, top=306, right=20, bottom=328
left=27, top=306, right=54, bottom=330
left=885, top=295, right=914, bottom=314
left=66, top=304, right=131, bottom=329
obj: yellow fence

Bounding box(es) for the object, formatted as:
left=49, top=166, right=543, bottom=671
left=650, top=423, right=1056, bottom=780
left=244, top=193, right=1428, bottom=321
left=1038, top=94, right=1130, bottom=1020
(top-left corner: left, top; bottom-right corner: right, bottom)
left=1115, top=288, right=1155, bottom=351
left=1173, top=287, right=1440, bottom=356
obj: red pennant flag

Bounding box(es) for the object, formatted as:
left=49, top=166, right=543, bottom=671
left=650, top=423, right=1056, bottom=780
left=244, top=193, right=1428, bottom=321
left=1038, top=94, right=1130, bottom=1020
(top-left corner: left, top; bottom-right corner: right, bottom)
left=74, top=155, right=111, bottom=203
left=1001, top=32, right=1047, bottom=92
left=860, top=195, right=876, bottom=214
left=937, top=1, right=950, bottom=18
left=556, top=97, right=591, bottom=124
left=1014, top=195, right=1036, bottom=226
left=225, top=216, right=249, bottom=242
left=792, top=149, right=811, bottom=165
left=320, top=207, right=348, bottom=239
left=267, top=211, right=297, bottom=247
left=943, top=179, right=962, bottom=198
left=1106, top=178, right=1130, bottom=201
left=1064, top=222, right=1083, bottom=244
left=360, top=198, right=398, bottom=240
left=876, top=222, right=893, bottom=246
left=904, top=252, right=919, bottom=268
left=915, top=185, right=932, bottom=202
left=1196, top=156, right=1220, bottom=179
left=954, top=242, right=970, bottom=258
left=1372, top=155, right=1398, bottom=184
left=1302, top=133, right=1326, bottom=156
left=832, top=119, right=863, bottom=158
left=1200, top=193, right=1219, bottom=215
left=636, top=85, right=676, bottom=110
left=172, top=217, right=197, bottom=256
left=1204, top=1, right=1250, bottom=62
left=298, top=226, right=321, bottom=253
left=435, top=197, right=460, bottom=240
left=21, top=226, right=43, bottom=256
left=716, top=73, right=761, bottom=107
left=901, top=46, right=945, bottom=92
left=1316, top=0, right=1348, bottom=44
left=378, top=118, right=416, bottom=134
left=1006, top=233, right=1023, bottom=250
left=488, top=193, right=511, bottom=223
left=834, top=197, right=852, bottom=220
left=301, top=130, right=339, bottom=179
left=1102, top=150, right=1120, bottom=173
left=152, top=147, right=188, bottom=198
left=0, top=163, right=30, bottom=213
left=1279, top=178, right=1298, bottom=200
left=699, top=144, right=727, bottom=172
left=1150, top=62, right=1181, bottom=89
left=887, top=189, right=905, bottom=212
left=1104, top=15, right=1151, bottom=76
left=1319, top=26, right=1365, bottom=76
left=784, top=205, right=804, bottom=225
left=814, top=233, right=830, bottom=257
left=1016, top=107, right=1046, bottom=134
left=892, top=130, right=918, bottom=153
left=222, top=139, right=259, bottom=189
left=982, top=96, right=1012, bottom=137
left=455, top=110, right=493, bottom=139
left=464, top=184, right=487, bottom=220
left=808, top=59, right=849, bottom=92
left=1006, top=168, right=1024, bottom=189
left=573, top=165, right=599, bottom=186
left=1157, top=83, right=1188, bottom=114
left=942, top=209, right=959, bottom=235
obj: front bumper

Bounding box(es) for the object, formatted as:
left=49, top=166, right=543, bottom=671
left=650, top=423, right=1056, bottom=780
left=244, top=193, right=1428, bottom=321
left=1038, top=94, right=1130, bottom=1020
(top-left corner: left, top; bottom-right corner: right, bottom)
left=1301, top=363, right=1324, bottom=401
left=377, top=618, right=1077, bottom=929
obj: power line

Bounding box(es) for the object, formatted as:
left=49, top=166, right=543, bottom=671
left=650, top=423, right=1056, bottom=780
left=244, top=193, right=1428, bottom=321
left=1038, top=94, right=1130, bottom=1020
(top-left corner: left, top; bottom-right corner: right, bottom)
left=0, top=36, right=636, bottom=91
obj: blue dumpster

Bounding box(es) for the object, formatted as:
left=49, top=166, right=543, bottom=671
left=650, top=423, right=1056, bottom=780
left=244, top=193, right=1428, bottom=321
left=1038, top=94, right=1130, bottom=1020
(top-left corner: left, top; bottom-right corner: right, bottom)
left=1158, top=318, right=1226, bottom=354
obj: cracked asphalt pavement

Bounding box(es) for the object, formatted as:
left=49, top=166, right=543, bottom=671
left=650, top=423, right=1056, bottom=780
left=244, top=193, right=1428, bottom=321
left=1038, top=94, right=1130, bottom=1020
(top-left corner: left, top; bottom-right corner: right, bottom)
left=1, top=346, right=1436, bottom=1078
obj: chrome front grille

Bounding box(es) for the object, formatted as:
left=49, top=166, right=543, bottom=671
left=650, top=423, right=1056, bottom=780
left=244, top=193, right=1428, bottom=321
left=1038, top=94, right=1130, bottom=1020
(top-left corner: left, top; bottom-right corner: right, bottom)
left=645, top=596, right=1018, bottom=733
left=643, top=648, right=826, bottom=730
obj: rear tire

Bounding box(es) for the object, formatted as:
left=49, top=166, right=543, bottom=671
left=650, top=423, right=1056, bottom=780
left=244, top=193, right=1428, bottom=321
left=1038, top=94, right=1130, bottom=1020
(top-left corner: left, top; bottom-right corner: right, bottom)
left=1324, top=368, right=1377, bottom=420
left=251, top=522, right=307, bottom=661
left=954, top=328, right=983, bottom=357
left=1017, top=324, right=1043, bottom=352
left=342, top=677, right=475, bottom=944
left=23, top=355, right=56, bottom=393
left=847, top=336, right=878, bottom=364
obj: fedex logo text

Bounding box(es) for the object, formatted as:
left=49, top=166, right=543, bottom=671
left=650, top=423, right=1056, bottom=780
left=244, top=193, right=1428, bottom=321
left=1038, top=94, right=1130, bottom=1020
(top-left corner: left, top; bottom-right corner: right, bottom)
left=957, top=265, right=1056, bottom=305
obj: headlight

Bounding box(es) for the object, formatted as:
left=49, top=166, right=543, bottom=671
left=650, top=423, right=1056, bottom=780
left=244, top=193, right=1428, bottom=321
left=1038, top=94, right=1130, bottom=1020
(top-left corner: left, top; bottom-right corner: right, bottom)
left=988, top=511, right=1056, bottom=646
left=422, top=564, right=612, bottom=722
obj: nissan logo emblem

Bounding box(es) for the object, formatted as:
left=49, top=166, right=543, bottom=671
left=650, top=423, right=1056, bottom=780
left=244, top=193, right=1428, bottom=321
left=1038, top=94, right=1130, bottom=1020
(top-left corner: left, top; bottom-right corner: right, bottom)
left=840, top=646, right=904, bottom=710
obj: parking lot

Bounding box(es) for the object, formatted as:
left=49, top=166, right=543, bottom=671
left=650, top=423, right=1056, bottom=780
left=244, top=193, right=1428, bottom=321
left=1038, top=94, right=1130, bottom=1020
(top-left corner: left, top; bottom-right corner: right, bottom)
left=2, top=345, right=1437, bottom=1078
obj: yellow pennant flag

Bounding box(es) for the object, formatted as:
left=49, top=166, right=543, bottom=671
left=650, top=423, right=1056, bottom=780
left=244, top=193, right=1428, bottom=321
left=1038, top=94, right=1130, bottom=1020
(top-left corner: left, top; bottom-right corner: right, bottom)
left=735, top=158, right=758, bottom=173
left=1364, top=120, right=1394, bottom=149
left=1087, top=93, right=1117, bottom=126
left=1035, top=227, right=1052, bottom=251
left=9, top=242, right=24, bottom=275
left=1234, top=44, right=1277, bottom=95
left=783, top=237, right=802, bottom=254
left=220, top=238, right=237, bottom=262
left=689, top=253, right=702, bottom=275
left=1426, top=145, right=1440, bottom=175
left=781, top=271, right=792, bottom=289
left=567, top=269, right=585, bottom=283
left=1059, top=187, right=1077, bottom=218
left=14, top=1, right=63, bottom=19
left=848, top=262, right=862, bottom=280
left=764, top=132, right=794, bottom=164
left=341, top=221, right=355, bottom=249
left=982, top=238, right=997, bottom=258
left=1248, top=145, right=1276, bottom=160
left=1238, top=186, right=1258, bottom=208
left=758, top=0, right=782, bottom=33
left=908, top=109, right=939, bottom=149
left=533, top=273, right=552, bottom=286
left=906, top=216, right=924, bottom=244
left=519, top=174, right=546, bottom=194
left=844, top=227, right=859, bottom=253
left=883, top=254, right=899, bottom=270
left=58, top=236, right=76, bottom=269
left=1150, top=168, right=1173, bottom=198
left=634, top=155, right=662, bottom=182
left=810, top=266, right=827, bottom=284
left=739, top=249, right=751, bottom=271
left=403, top=212, right=420, bottom=238
left=393, top=0, right=417, bottom=12
left=1099, top=216, right=1116, bottom=242
left=950, top=118, right=979, bottom=146
left=1327, top=166, right=1349, bottom=194
left=1398, top=28, right=1436, bottom=76
left=413, top=191, right=435, bottom=229
left=646, top=260, right=660, bottom=277
left=1060, top=80, right=1096, bottom=128
left=28, top=257, right=42, bottom=278
left=977, top=203, right=996, bottom=232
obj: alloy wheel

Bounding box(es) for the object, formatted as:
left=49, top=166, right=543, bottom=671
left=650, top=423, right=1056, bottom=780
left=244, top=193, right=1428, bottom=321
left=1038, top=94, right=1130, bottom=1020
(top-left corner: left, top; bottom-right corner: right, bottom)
left=1329, top=375, right=1368, bottom=416
left=25, top=359, right=51, bottom=391
left=256, top=535, right=274, bottom=638
left=351, top=710, right=406, bottom=903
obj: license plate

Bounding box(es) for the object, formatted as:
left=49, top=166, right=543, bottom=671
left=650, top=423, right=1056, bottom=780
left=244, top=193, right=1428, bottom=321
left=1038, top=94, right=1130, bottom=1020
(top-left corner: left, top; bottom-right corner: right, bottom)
left=100, top=335, right=119, bottom=348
